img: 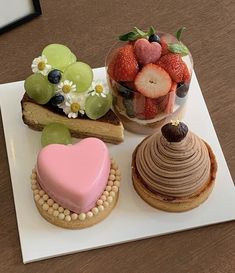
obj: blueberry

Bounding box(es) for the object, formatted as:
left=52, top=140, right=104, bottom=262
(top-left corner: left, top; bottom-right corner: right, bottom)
left=48, top=69, right=62, bottom=84
left=176, top=82, right=189, bottom=98
left=50, top=94, right=64, bottom=106
left=123, top=99, right=135, bottom=118
left=149, top=34, right=161, bottom=44
left=117, top=83, right=134, bottom=99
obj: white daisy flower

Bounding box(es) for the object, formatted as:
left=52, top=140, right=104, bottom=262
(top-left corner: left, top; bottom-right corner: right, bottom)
left=61, top=93, right=85, bottom=118
left=89, top=81, right=109, bottom=98
left=56, top=80, right=77, bottom=96
left=31, top=55, right=51, bottom=76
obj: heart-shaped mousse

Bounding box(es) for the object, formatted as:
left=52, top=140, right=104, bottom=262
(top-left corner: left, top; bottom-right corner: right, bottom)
left=134, top=38, right=162, bottom=65
left=36, top=138, right=110, bottom=214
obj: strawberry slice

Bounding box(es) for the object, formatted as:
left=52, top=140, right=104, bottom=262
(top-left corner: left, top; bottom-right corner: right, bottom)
left=107, top=44, right=139, bottom=82
left=134, top=94, right=158, bottom=120
left=157, top=53, right=184, bottom=83
left=182, top=61, right=191, bottom=83
left=134, top=64, right=171, bottom=99
left=165, top=81, right=177, bottom=114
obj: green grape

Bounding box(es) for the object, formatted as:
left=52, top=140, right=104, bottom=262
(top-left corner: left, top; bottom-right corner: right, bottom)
left=63, top=62, right=93, bottom=93
left=41, top=123, right=72, bottom=147
left=70, top=52, right=77, bottom=64
left=24, top=73, right=55, bottom=104
left=85, top=93, right=112, bottom=120
left=42, top=44, right=73, bottom=71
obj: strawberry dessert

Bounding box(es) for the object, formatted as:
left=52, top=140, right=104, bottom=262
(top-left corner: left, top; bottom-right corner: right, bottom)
left=106, top=27, right=193, bottom=134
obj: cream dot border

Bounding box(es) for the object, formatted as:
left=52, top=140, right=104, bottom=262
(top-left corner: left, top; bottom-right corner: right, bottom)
left=31, top=159, right=121, bottom=229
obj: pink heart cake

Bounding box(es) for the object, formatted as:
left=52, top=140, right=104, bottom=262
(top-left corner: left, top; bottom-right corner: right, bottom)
left=31, top=137, right=121, bottom=229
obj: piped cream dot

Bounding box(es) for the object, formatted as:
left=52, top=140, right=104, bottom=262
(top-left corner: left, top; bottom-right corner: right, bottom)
left=71, top=213, right=78, bottom=220
left=31, top=173, right=37, bottom=179
left=58, top=213, right=65, bottom=220
left=114, top=181, right=120, bottom=187
left=112, top=186, right=118, bottom=192
left=47, top=199, right=54, bottom=206
left=34, top=189, right=39, bottom=195
left=53, top=203, right=59, bottom=210
left=97, top=199, right=103, bottom=206
left=103, top=201, right=109, bottom=208
left=98, top=205, right=104, bottom=211
left=43, top=194, right=49, bottom=201
left=115, top=176, right=121, bottom=181
left=48, top=208, right=53, bottom=215
left=78, top=213, right=86, bottom=221
left=109, top=174, right=115, bottom=181
left=65, top=215, right=71, bottom=222
left=31, top=179, right=37, bottom=185
left=38, top=198, right=45, bottom=206
left=42, top=203, right=49, bottom=211
left=109, top=191, right=115, bottom=197
left=92, top=207, right=99, bottom=215
left=31, top=184, right=37, bottom=190
left=107, top=196, right=113, bottom=203
left=53, top=210, right=59, bottom=217
left=108, top=180, right=114, bottom=186
left=116, top=169, right=121, bottom=176
left=106, top=186, right=112, bottom=192
left=112, top=163, right=118, bottom=170
left=64, top=209, right=70, bottom=216
left=86, top=211, right=93, bottom=218
left=58, top=207, right=64, bottom=213
left=103, top=191, right=109, bottom=197
left=39, top=190, right=45, bottom=196
left=101, top=195, right=106, bottom=201
left=34, top=194, right=40, bottom=201
left=110, top=169, right=115, bottom=175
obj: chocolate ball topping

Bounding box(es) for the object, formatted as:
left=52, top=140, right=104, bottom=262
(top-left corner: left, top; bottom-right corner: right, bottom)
left=161, top=121, right=188, bottom=142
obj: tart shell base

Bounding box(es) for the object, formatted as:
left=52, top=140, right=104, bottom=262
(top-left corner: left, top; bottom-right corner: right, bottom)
left=132, top=140, right=217, bottom=212
left=35, top=192, right=119, bottom=229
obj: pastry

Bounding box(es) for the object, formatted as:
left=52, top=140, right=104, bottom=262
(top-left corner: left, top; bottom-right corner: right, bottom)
left=31, top=137, right=121, bottom=229
left=132, top=121, right=217, bottom=212
left=106, top=26, right=193, bottom=134
left=22, top=43, right=124, bottom=144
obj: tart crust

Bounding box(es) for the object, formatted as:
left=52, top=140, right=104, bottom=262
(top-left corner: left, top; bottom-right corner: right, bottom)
left=132, top=138, right=217, bottom=212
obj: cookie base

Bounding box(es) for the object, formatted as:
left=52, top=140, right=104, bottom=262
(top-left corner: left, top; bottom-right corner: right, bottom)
left=132, top=140, right=217, bottom=212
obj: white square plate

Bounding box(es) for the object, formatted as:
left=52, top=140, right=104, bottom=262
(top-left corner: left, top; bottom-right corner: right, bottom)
left=0, top=67, right=234, bottom=264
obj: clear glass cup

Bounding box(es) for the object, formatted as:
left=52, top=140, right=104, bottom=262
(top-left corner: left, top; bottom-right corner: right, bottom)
left=105, top=31, right=193, bottom=135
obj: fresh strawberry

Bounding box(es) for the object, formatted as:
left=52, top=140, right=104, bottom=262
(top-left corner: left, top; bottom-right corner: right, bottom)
left=170, top=81, right=177, bottom=92
left=134, top=38, right=162, bottom=65
left=157, top=94, right=169, bottom=112
left=182, top=61, right=191, bottom=83
left=157, top=53, right=184, bottom=83
left=107, top=44, right=139, bottom=81
left=143, top=98, right=158, bottom=119
left=160, top=40, right=169, bottom=55
left=134, top=64, right=171, bottom=99
left=134, top=94, right=158, bottom=120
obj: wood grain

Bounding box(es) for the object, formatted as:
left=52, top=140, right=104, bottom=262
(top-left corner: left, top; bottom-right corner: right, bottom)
left=0, top=0, right=235, bottom=272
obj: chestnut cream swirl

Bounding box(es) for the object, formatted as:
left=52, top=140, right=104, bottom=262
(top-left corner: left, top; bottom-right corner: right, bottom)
left=135, top=132, right=211, bottom=197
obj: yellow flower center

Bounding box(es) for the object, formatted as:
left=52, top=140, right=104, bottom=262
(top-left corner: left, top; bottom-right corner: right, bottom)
left=38, top=61, right=46, bottom=71
left=71, top=102, right=80, bottom=113
left=95, top=84, right=103, bottom=94
left=62, top=85, right=71, bottom=94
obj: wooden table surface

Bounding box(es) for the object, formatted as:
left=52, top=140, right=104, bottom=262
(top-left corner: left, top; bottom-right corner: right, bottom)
left=0, top=0, right=235, bottom=272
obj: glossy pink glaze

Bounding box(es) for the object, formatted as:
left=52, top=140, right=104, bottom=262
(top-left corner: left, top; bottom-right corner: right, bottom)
left=36, top=138, right=110, bottom=213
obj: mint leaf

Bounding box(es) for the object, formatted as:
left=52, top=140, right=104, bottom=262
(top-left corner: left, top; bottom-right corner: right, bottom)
left=168, top=42, right=189, bottom=56
left=134, top=27, right=147, bottom=37
left=175, top=27, right=186, bottom=41
left=119, top=32, right=138, bottom=41
left=148, top=26, right=155, bottom=36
